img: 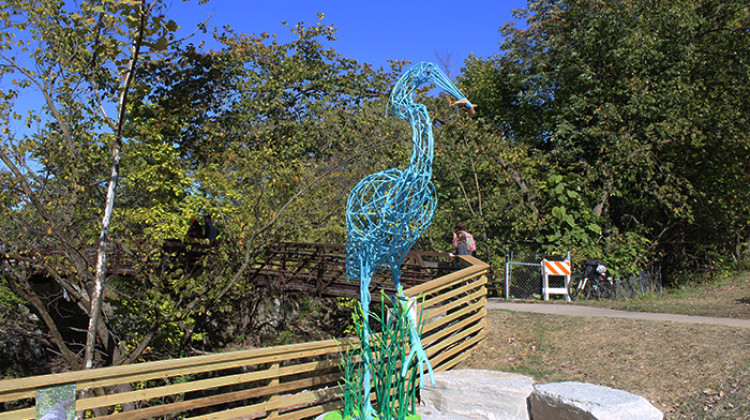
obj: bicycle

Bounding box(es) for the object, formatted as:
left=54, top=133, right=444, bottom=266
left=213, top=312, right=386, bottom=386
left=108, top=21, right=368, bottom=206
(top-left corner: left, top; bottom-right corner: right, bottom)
left=620, top=267, right=662, bottom=299
left=567, top=260, right=614, bottom=300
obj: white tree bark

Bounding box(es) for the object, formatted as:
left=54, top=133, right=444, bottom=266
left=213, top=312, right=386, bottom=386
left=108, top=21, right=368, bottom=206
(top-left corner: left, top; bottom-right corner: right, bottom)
left=82, top=0, right=148, bottom=370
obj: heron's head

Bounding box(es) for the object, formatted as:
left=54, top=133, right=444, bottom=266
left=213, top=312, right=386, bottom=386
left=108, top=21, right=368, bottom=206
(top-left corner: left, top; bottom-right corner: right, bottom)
left=389, top=62, right=476, bottom=117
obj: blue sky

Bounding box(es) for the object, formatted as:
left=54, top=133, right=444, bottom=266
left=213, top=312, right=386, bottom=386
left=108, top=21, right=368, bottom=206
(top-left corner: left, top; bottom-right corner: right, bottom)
left=169, top=0, right=528, bottom=72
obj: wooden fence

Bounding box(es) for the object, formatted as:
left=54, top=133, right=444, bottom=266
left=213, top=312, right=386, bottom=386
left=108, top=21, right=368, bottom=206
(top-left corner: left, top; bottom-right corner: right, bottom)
left=0, top=255, right=489, bottom=420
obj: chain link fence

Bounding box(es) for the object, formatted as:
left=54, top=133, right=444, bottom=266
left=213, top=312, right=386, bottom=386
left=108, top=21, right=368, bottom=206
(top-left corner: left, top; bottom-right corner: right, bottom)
left=504, top=252, right=567, bottom=299
left=614, top=265, right=663, bottom=299
left=501, top=251, right=663, bottom=300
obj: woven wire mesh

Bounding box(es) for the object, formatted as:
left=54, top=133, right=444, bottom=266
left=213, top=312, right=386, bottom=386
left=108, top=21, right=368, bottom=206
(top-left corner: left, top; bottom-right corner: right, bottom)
left=346, top=62, right=471, bottom=287
left=505, top=252, right=567, bottom=299
left=343, top=62, right=473, bottom=416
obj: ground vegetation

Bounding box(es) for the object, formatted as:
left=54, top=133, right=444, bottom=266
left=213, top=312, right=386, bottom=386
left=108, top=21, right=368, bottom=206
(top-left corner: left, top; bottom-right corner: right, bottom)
left=461, top=272, right=750, bottom=419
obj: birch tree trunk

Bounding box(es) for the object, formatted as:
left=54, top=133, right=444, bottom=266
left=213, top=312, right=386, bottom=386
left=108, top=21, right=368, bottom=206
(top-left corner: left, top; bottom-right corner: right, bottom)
left=82, top=0, right=147, bottom=370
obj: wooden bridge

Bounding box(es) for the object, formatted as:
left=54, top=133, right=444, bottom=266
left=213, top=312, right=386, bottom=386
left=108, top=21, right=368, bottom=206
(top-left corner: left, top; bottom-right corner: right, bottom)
left=0, top=255, right=491, bottom=420
left=21, top=240, right=464, bottom=299
left=247, top=242, right=458, bottom=300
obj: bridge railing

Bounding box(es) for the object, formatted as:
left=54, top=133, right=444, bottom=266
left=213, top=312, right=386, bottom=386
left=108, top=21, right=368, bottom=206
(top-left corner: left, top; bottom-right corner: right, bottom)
left=12, top=241, right=456, bottom=297
left=0, top=255, right=489, bottom=420
left=248, top=242, right=456, bottom=299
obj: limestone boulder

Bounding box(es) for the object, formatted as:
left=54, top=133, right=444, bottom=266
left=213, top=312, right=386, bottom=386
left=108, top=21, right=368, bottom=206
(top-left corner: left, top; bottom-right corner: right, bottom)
left=419, top=369, right=534, bottom=420
left=529, top=381, right=663, bottom=420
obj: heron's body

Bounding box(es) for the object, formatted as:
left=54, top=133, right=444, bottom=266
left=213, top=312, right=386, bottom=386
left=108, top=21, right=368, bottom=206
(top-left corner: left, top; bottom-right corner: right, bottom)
left=344, top=62, right=473, bottom=420
left=346, top=167, right=436, bottom=278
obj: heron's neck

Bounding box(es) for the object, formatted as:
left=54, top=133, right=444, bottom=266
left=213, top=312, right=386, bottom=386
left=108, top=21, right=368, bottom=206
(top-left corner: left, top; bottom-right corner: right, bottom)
left=406, top=104, right=434, bottom=177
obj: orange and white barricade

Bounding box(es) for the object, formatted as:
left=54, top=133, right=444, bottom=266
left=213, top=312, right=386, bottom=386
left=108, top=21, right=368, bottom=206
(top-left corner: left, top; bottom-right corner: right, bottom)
left=541, top=253, right=571, bottom=301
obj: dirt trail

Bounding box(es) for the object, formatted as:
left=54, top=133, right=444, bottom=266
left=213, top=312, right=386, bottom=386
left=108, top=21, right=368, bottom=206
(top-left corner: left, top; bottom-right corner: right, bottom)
left=486, top=299, right=750, bottom=328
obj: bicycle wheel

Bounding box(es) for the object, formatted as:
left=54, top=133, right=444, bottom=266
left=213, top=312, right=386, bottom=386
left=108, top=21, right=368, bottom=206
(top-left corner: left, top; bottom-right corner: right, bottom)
left=567, top=274, right=587, bottom=301
left=588, top=281, right=601, bottom=300
left=599, top=279, right=614, bottom=300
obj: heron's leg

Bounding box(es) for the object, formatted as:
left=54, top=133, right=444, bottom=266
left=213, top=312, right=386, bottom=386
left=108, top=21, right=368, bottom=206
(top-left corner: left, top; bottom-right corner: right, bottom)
left=392, top=265, right=435, bottom=387
left=359, top=262, right=374, bottom=420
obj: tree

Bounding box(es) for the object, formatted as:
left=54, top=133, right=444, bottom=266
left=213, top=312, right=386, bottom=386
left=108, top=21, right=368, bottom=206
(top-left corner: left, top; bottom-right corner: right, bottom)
left=461, top=0, right=750, bottom=278
left=0, top=0, right=182, bottom=370
left=1, top=8, right=409, bottom=375
left=107, top=17, right=424, bottom=358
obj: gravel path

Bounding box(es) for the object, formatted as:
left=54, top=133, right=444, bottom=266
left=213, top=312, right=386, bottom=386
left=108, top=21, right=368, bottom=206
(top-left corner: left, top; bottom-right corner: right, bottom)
left=485, top=299, right=750, bottom=329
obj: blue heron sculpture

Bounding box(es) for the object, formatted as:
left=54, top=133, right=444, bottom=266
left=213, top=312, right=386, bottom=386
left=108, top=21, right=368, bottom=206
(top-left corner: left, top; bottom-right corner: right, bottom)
left=345, top=62, right=474, bottom=419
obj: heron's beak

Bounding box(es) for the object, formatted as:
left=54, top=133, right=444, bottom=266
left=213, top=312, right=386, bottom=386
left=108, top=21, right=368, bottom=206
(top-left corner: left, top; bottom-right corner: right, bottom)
left=450, top=98, right=476, bottom=117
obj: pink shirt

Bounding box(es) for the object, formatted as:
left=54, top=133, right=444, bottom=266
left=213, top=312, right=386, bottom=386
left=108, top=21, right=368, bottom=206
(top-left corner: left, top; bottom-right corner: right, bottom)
left=452, top=232, right=476, bottom=253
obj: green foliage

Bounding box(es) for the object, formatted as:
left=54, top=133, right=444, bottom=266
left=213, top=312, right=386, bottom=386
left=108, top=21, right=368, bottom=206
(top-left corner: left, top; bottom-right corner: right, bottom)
left=108, top=14, right=406, bottom=361
left=452, top=0, right=750, bottom=281
left=0, top=279, right=23, bottom=318
left=128, top=15, right=406, bottom=251
left=117, top=140, right=198, bottom=240
left=536, top=173, right=602, bottom=256
left=1, top=0, right=748, bottom=379
left=0, top=0, right=188, bottom=369
left=337, top=298, right=360, bottom=336
left=340, top=294, right=423, bottom=420
left=0, top=1, right=408, bottom=372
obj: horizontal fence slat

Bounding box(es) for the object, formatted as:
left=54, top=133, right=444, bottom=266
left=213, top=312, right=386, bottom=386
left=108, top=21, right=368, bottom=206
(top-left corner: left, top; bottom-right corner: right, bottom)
left=431, top=330, right=487, bottom=372
left=0, top=339, right=351, bottom=404
left=271, top=400, right=343, bottom=420
left=93, top=373, right=342, bottom=420
left=423, top=310, right=487, bottom=358
left=0, top=407, right=34, bottom=420
left=186, top=387, right=340, bottom=420
left=427, top=322, right=485, bottom=366
left=423, top=291, right=486, bottom=327
left=421, top=275, right=487, bottom=309
left=427, top=316, right=485, bottom=358
left=423, top=296, right=486, bottom=338
left=405, top=261, right=488, bottom=297
left=0, top=338, right=352, bottom=394
left=423, top=287, right=487, bottom=323
left=417, top=278, right=486, bottom=322
left=433, top=328, right=486, bottom=366
left=0, top=390, right=34, bottom=405
left=424, top=307, right=487, bottom=349
left=78, top=358, right=340, bottom=411
left=0, top=338, right=356, bottom=395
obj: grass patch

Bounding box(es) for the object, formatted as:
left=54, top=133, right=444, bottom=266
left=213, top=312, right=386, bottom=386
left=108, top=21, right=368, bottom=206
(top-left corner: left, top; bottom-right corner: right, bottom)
left=462, top=273, right=750, bottom=419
